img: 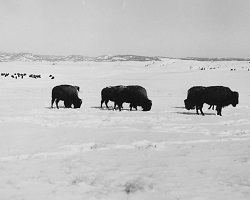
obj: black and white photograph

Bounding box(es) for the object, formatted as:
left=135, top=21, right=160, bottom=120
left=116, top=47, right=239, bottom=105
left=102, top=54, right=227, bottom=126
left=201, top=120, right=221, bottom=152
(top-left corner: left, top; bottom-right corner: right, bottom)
left=0, top=0, right=250, bottom=199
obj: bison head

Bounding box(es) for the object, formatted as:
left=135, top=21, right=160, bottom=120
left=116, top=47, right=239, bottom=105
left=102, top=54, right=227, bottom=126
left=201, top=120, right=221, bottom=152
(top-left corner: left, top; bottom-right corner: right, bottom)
left=184, top=99, right=195, bottom=110
left=73, top=98, right=82, bottom=108
left=231, top=91, right=239, bottom=107
left=142, top=99, right=152, bottom=111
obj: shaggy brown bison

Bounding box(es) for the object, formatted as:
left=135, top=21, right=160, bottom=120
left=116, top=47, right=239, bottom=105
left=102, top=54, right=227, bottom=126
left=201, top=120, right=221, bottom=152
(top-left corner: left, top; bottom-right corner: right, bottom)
left=51, top=85, right=82, bottom=109
left=184, top=86, right=239, bottom=116
left=114, top=85, right=152, bottom=111
left=100, top=85, right=123, bottom=109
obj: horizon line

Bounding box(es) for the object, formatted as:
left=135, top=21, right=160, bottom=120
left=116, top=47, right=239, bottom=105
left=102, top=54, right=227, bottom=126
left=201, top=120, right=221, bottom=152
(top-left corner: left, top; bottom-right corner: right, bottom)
left=0, top=51, right=250, bottom=61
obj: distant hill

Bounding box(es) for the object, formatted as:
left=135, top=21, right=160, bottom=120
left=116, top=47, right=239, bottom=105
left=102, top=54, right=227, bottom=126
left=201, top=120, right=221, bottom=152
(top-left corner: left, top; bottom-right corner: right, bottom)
left=181, top=57, right=250, bottom=62
left=1, top=52, right=249, bottom=62
left=0, top=52, right=161, bottom=62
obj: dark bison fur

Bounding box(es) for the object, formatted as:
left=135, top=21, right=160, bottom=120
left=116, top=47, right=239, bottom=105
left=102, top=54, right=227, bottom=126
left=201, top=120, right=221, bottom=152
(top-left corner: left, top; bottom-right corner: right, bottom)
left=51, top=84, right=82, bottom=109
left=74, top=86, right=80, bottom=92
left=184, top=86, right=239, bottom=116
left=100, top=85, right=123, bottom=109
left=114, top=85, right=152, bottom=111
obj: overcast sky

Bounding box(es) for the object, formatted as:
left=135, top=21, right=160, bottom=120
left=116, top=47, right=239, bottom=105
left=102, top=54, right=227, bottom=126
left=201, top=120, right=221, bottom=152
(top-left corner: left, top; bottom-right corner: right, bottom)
left=1, top=0, right=250, bottom=58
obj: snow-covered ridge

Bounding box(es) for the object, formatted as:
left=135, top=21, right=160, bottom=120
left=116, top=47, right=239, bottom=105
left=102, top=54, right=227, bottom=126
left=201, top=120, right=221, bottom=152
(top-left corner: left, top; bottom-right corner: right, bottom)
left=182, top=57, right=250, bottom=61
left=1, top=52, right=249, bottom=62
left=0, top=52, right=161, bottom=62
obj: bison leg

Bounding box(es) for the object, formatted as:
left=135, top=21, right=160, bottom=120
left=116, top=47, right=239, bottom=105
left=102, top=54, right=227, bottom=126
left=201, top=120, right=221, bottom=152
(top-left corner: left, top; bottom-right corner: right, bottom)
left=64, top=100, right=72, bottom=108
left=55, top=99, right=60, bottom=109
left=200, top=108, right=205, bottom=116
left=100, top=100, right=104, bottom=108
left=117, top=103, right=122, bottom=111
left=216, top=106, right=222, bottom=116
left=129, top=104, right=137, bottom=111
left=195, top=106, right=200, bottom=115
left=100, top=100, right=107, bottom=108
left=51, top=98, right=56, bottom=108
left=105, top=100, right=109, bottom=108
left=114, top=102, right=122, bottom=110
left=113, top=102, right=117, bottom=110
left=208, top=105, right=215, bottom=110
left=196, top=105, right=204, bottom=115
left=130, top=104, right=133, bottom=111
left=199, top=105, right=205, bottom=116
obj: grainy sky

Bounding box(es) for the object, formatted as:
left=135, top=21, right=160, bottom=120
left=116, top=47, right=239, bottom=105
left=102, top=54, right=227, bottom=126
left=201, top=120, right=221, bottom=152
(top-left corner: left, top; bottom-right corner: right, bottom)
left=1, top=0, right=250, bottom=58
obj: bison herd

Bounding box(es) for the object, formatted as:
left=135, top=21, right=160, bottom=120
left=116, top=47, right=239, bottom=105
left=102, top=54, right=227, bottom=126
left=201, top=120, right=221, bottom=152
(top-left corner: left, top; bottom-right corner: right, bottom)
left=51, top=84, right=152, bottom=111
left=1, top=72, right=240, bottom=115
left=51, top=84, right=239, bottom=116
left=1, top=72, right=55, bottom=79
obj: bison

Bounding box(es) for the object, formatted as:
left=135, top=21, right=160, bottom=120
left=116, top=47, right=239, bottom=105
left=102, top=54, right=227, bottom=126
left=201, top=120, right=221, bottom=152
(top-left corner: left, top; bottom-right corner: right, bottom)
left=51, top=84, right=82, bottom=109
left=114, top=85, right=152, bottom=111
left=100, top=85, right=123, bottom=109
left=184, top=86, right=239, bottom=116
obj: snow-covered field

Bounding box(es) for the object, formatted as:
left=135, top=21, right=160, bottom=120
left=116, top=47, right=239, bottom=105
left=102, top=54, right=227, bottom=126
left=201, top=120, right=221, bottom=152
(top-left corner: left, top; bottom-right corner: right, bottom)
left=0, top=59, right=250, bottom=200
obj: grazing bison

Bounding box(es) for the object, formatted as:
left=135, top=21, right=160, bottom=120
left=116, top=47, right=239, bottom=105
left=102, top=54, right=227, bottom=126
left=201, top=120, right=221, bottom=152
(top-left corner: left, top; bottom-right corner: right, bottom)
left=51, top=85, right=82, bottom=109
left=100, top=85, right=123, bottom=109
left=184, top=86, right=239, bottom=116
left=114, top=85, right=152, bottom=111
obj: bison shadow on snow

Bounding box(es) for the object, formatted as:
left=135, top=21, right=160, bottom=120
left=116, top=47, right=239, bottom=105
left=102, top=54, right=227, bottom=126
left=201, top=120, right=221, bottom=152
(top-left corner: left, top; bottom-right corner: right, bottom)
left=177, top=111, right=216, bottom=116
left=173, top=106, right=186, bottom=109
left=46, top=105, right=68, bottom=109
left=92, top=106, right=131, bottom=111
left=174, top=106, right=216, bottom=115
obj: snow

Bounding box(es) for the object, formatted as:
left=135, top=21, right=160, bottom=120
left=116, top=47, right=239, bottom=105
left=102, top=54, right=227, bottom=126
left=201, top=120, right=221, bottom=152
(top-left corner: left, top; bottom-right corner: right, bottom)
left=0, top=60, right=250, bottom=200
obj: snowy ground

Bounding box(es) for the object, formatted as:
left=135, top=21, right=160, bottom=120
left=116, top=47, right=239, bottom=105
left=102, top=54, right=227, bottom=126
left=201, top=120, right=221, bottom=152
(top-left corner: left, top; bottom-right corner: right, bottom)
left=0, top=59, right=250, bottom=200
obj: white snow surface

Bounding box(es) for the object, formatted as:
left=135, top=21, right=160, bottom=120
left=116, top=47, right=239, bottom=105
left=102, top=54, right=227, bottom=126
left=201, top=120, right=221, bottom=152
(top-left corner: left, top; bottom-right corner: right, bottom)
left=0, top=59, right=250, bottom=200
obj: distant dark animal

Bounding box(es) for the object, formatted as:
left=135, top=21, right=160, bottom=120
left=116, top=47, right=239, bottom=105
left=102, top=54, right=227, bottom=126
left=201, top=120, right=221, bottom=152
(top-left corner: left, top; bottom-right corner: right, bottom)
left=100, top=85, right=123, bottom=109
left=51, top=85, right=82, bottom=109
left=114, top=85, right=152, bottom=111
left=184, top=86, right=239, bottom=116
left=29, top=74, right=41, bottom=79
left=1, top=73, right=9, bottom=77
